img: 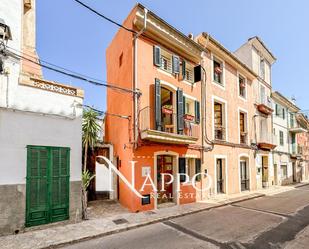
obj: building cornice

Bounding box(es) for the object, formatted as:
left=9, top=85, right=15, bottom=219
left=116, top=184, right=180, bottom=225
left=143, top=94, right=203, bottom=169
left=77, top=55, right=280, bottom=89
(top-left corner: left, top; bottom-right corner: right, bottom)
left=271, top=91, right=299, bottom=112
left=197, top=33, right=258, bottom=81
left=134, top=4, right=203, bottom=63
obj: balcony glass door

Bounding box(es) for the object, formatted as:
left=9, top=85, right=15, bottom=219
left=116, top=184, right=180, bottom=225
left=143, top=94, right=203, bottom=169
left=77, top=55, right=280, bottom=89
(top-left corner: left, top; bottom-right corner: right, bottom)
left=161, top=87, right=174, bottom=133
left=216, top=159, right=224, bottom=193
left=157, top=155, right=173, bottom=204
left=240, top=161, right=249, bottom=191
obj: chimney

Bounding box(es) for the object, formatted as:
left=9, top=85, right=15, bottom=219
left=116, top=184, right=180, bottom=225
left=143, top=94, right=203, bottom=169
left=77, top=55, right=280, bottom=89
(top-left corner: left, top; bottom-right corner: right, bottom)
left=188, top=33, right=194, bottom=40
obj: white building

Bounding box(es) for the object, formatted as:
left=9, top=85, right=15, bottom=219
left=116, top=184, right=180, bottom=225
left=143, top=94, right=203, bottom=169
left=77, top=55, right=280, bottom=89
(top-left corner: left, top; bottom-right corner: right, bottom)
left=0, top=0, right=83, bottom=235
left=271, top=92, right=300, bottom=185
left=235, top=36, right=277, bottom=189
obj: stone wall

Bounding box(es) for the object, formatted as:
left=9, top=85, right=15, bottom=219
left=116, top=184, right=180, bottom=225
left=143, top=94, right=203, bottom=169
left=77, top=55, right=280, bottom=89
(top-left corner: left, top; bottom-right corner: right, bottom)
left=0, top=181, right=82, bottom=236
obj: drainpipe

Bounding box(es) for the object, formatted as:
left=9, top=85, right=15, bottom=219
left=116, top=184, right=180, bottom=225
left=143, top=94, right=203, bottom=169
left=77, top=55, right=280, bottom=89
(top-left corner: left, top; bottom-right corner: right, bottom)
left=200, top=34, right=214, bottom=152
left=133, top=8, right=148, bottom=149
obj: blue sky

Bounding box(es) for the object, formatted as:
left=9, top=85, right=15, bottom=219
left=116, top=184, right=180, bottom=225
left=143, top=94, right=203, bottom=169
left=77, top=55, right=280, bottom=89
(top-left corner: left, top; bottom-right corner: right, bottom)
left=37, top=0, right=309, bottom=112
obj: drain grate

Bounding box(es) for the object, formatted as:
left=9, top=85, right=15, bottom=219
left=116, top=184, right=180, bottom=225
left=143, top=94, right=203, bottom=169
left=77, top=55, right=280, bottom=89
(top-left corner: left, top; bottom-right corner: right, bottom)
left=145, top=211, right=156, bottom=215
left=112, top=218, right=128, bottom=225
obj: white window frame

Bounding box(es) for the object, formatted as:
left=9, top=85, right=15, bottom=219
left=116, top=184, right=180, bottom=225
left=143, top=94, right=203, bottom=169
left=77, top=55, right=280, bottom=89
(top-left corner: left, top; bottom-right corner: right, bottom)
left=212, top=95, right=228, bottom=141
left=237, top=71, right=247, bottom=101
left=238, top=107, right=249, bottom=145
left=211, top=53, right=225, bottom=90
left=214, top=155, right=228, bottom=195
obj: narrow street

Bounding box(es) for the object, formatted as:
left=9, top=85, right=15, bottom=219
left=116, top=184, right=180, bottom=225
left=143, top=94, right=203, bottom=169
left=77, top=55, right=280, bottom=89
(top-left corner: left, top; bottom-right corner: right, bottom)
left=62, top=185, right=309, bottom=249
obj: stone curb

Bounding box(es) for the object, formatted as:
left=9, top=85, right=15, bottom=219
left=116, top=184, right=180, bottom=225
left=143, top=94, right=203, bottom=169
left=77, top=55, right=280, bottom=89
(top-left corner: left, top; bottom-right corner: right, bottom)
left=294, top=182, right=309, bottom=189
left=44, top=193, right=265, bottom=249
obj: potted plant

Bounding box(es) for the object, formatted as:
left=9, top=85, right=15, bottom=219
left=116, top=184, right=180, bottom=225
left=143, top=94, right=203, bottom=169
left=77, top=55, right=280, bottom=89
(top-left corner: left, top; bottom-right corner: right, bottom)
left=184, top=113, right=195, bottom=121
left=214, top=66, right=222, bottom=74
left=240, top=81, right=246, bottom=88
left=162, top=105, right=173, bottom=114
left=82, top=108, right=101, bottom=220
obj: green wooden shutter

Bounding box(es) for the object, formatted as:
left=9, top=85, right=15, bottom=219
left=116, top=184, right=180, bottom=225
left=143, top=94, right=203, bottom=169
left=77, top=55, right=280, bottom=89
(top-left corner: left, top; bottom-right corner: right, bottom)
left=195, top=101, right=200, bottom=124
left=177, top=88, right=184, bottom=134
left=194, top=65, right=201, bottom=83
left=172, top=55, right=180, bottom=74
left=153, top=46, right=161, bottom=67
left=182, top=60, right=186, bottom=79
left=179, top=158, right=186, bottom=182
left=155, top=78, right=162, bottom=131
left=26, top=146, right=49, bottom=227
left=195, top=159, right=201, bottom=181
left=50, top=147, right=70, bottom=222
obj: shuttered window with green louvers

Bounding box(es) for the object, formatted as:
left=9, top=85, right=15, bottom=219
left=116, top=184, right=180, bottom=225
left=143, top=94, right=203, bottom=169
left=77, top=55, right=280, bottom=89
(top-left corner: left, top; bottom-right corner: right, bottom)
left=172, top=55, right=180, bottom=74
left=179, top=158, right=186, bottom=182
left=154, top=78, right=162, bottom=131
left=26, top=146, right=70, bottom=227
left=195, top=159, right=201, bottom=181
left=177, top=88, right=184, bottom=134
left=153, top=46, right=161, bottom=67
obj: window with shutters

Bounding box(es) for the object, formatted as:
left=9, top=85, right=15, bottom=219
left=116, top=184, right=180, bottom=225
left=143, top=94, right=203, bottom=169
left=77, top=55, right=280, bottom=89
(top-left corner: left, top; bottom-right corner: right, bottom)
left=275, top=104, right=286, bottom=119
left=279, top=131, right=284, bottom=146
left=26, top=146, right=70, bottom=227
left=182, top=61, right=194, bottom=83
left=160, top=86, right=175, bottom=133
left=179, top=158, right=201, bottom=183
left=260, top=58, right=265, bottom=80
left=212, top=56, right=224, bottom=87
left=214, top=101, right=226, bottom=140
left=239, top=111, right=248, bottom=144
left=238, top=74, right=246, bottom=99
left=160, top=49, right=172, bottom=73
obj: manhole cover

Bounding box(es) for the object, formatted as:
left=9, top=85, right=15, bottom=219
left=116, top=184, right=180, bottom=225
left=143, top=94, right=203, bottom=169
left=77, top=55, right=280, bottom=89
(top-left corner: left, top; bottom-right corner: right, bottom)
left=112, top=218, right=128, bottom=225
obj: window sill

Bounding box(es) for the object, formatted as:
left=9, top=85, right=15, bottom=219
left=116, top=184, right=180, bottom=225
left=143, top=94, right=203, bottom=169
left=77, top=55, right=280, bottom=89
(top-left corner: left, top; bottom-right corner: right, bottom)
left=212, top=80, right=225, bottom=90
left=238, top=95, right=247, bottom=102
left=157, top=68, right=173, bottom=77
left=181, top=80, right=196, bottom=87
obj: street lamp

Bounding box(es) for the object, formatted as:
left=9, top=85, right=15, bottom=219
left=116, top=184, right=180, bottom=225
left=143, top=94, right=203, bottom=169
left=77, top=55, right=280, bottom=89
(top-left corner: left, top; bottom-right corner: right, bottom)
left=0, top=18, right=12, bottom=44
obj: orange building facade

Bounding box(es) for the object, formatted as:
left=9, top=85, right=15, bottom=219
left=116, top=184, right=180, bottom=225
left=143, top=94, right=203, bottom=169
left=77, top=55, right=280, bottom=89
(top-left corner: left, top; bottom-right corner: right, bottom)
left=105, top=4, right=205, bottom=212
left=105, top=4, right=279, bottom=212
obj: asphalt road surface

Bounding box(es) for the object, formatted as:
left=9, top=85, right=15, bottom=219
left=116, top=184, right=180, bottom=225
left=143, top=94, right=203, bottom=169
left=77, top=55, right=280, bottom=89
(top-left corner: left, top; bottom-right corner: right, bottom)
left=62, top=185, right=309, bottom=249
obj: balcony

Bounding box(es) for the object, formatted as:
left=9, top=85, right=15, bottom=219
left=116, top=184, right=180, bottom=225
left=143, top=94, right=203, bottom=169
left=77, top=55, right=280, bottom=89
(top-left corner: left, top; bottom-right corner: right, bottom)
left=291, top=145, right=303, bottom=159
left=214, top=125, right=226, bottom=141
left=256, top=96, right=274, bottom=115
left=289, top=123, right=307, bottom=134
left=256, top=98, right=273, bottom=115
left=139, top=106, right=199, bottom=144
left=240, top=132, right=248, bottom=145
left=257, top=133, right=276, bottom=150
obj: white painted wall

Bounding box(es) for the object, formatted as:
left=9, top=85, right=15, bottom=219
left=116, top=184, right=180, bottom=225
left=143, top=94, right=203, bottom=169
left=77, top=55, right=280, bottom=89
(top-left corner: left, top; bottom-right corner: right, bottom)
left=0, top=0, right=83, bottom=185
left=0, top=110, right=82, bottom=184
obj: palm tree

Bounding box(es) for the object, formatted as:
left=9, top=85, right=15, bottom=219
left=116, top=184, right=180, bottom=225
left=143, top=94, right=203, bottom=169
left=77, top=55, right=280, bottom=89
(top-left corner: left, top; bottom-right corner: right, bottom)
left=81, top=108, right=101, bottom=219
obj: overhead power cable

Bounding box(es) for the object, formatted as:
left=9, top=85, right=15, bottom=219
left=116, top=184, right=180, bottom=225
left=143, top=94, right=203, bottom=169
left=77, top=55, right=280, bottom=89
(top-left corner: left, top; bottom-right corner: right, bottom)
left=3, top=47, right=140, bottom=96
left=72, top=0, right=137, bottom=34
left=83, top=104, right=130, bottom=119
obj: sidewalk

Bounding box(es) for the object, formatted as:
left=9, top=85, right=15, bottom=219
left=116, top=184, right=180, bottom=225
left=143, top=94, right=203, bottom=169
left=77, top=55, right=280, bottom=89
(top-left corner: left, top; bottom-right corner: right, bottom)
left=1, top=182, right=308, bottom=249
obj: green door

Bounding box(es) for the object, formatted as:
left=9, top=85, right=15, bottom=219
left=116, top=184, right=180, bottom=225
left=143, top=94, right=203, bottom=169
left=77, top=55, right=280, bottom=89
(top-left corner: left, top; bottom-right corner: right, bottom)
left=26, top=146, right=70, bottom=227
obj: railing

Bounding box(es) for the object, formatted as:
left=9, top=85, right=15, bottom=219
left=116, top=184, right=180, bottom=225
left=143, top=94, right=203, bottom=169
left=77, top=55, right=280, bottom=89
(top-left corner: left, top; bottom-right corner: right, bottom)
left=258, top=133, right=276, bottom=145
left=259, top=95, right=272, bottom=109
left=139, top=106, right=199, bottom=138
left=240, top=132, right=248, bottom=144
left=183, top=120, right=199, bottom=138
left=214, top=125, right=226, bottom=141
left=291, top=144, right=303, bottom=155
